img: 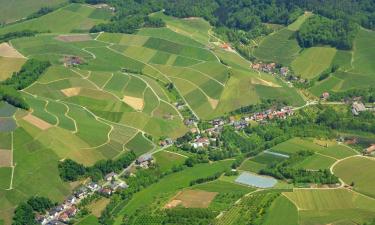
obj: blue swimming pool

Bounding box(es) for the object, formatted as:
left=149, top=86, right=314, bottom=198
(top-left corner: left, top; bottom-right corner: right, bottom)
left=235, top=172, right=277, bottom=188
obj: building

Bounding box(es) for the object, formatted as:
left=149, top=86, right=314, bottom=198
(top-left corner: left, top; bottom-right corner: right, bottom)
left=192, top=137, right=210, bottom=148
left=137, top=154, right=153, bottom=164
left=321, top=92, right=330, bottom=100
left=280, top=67, right=289, bottom=76
left=352, top=101, right=366, bottom=115
left=65, top=195, right=76, bottom=205
left=365, top=144, right=375, bottom=155
left=100, top=187, right=112, bottom=196
left=87, top=182, right=100, bottom=192
left=105, top=172, right=117, bottom=181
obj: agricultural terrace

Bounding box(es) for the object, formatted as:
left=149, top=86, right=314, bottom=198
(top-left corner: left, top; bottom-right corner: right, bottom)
left=333, top=156, right=375, bottom=198
left=284, top=189, right=375, bottom=225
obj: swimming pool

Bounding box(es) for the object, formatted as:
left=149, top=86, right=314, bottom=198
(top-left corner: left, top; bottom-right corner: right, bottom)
left=235, top=172, right=277, bottom=188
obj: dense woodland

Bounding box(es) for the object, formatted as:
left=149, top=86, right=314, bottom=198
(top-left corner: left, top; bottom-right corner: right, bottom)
left=70, top=0, right=374, bottom=51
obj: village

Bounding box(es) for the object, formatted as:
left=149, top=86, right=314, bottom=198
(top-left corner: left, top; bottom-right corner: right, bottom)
left=36, top=155, right=154, bottom=225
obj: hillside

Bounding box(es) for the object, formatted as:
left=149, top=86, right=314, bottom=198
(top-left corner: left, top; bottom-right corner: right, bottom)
left=0, top=0, right=67, bottom=24
left=0, top=1, right=374, bottom=225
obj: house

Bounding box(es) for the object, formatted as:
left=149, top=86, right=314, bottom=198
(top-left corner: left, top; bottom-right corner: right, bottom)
left=280, top=67, right=289, bottom=76
left=100, top=187, right=112, bottom=196
left=105, top=172, right=117, bottom=181
left=64, top=56, right=83, bottom=67
left=58, top=213, right=69, bottom=223
left=48, top=209, right=59, bottom=218
left=65, top=195, right=76, bottom=204
left=87, top=182, right=100, bottom=192
left=321, top=92, right=330, bottom=100
left=352, top=101, right=366, bottom=115
left=184, top=119, right=195, bottom=126
left=251, top=63, right=261, bottom=70
left=47, top=220, right=66, bottom=225
left=364, top=144, right=375, bottom=155
left=192, top=137, right=210, bottom=148
left=110, top=181, right=128, bottom=191
left=65, top=205, right=77, bottom=218
left=137, top=154, right=153, bottom=164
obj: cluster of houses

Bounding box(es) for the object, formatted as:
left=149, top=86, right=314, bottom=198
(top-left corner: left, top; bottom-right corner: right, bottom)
left=63, top=56, right=84, bottom=67
left=251, top=62, right=289, bottom=76
left=250, top=106, right=294, bottom=122
left=36, top=182, right=100, bottom=225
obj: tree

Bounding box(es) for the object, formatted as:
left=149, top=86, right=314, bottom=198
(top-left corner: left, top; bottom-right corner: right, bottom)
left=12, top=203, right=36, bottom=225
left=27, top=196, right=55, bottom=213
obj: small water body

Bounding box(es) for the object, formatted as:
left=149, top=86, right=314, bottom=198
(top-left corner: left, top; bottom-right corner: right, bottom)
left=235, top=172, right=277, bottom=188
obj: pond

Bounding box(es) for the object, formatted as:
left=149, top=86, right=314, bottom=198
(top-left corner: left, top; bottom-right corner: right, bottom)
left=235, top=172, right=277, bottom=188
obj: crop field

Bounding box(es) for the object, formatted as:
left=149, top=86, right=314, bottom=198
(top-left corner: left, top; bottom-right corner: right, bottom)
left=0, top=4, right=109, bottom=34
left=114, top=160, right=233, bottom=224
left=291, top=47, right=337, bottom=79
left=153, top=150, right=186, bottom=173
left=284, top=189, right=375, bottom=225
left=271, top=137, right=356, bottom=159
left=253, top=29, right=301, bottom=65
left=263, top=195, right=298, bottom=225
left=165, top=190, right=218, bottom=208
left=0, top=57, right=26, bottom=81
left=0, top=0, right=67, bottom=24
left=333, top=156, right=375, bottom=197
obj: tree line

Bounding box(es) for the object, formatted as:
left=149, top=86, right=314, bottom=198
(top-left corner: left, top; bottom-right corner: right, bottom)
left=58, top=151, right=136, bottom=182
left=0, top=59, right=50, bottom=110
left=13, top=196, right=55, bottom=225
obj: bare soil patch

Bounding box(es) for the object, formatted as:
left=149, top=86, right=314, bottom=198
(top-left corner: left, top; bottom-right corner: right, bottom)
left=23, top=114, right=52, bottom=130
left=251, top=78, right=281, bottom=87
left=0, top=149, right=12, bottom=167
left=61, top=87, right=82, bottom=97
left=164, top=190, right=218, bottom=209
left=208, top=97, right=219, bottom=109
left=0, top=43, right=25, bottom=58
left=123, top=95, right=144, bottom=111
left=56, top=34, right=92, bottom=42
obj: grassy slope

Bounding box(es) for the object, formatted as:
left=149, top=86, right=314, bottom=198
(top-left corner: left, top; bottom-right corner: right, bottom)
left=263, top=195, right=299, bottom=225
left=0, top=0, right=67, bottom=24
left=114, top=160, right=232, bottom=224
left=333, top=156, right=375, bottom=198
left=0, top=4, right=108, bottom=34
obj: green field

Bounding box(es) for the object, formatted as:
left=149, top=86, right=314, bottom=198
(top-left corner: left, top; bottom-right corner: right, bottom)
left=291, top=47, right=337, bottom=79
left=253, top=29, right=301, bottom=65
left=333, top=156, right=375, bottom=197
left=114, top=160, right=233, bottom=224
left=0, top=0, right=67, bottom=24
left=263, top=195, right=298, bottom=225
left=153, top=150, right=186, bottom=172
left=284, top=189, right=375, bottom=225
left=0, top=4, right=109, bottom=34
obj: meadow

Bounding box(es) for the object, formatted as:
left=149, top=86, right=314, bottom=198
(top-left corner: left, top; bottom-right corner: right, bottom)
left=333, top=156, right=375, bottom=197
left=153, top=150, right=186, bottom=173
left=284, top=189, right=375, bottom=225
left=0, top=0, right=66, bottom=24
left=114, top=160, right=233, bottom=224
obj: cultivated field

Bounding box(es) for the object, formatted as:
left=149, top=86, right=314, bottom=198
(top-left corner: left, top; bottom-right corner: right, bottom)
left=165, top=190, right=217, bottom=208
left=291, top=47, right=336, bottom=79
left=0, top=0, right=67, bottom=24
left=333, top=156, right=375, bottom=197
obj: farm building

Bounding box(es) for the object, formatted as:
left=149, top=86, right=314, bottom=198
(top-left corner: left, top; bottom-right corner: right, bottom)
left=352, top=102, right=366, bottom=115
left=321, top=92, right=330, bottom=100
left=364, top=144, right=375, bottom=155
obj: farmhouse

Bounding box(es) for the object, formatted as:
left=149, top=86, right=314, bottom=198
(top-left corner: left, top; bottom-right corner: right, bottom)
left=105, top=172, right=117, bottom=181
left=321, top=92, right=330, bottom=100
left=364, top=144, right=375, bottom=155
left=192, top=137, right=210, bottom=148
left=137, top=153, right=153, bottom=168
left=63, top=55, right=84, bottom=67
left=352, top=101, right=366, bottom=115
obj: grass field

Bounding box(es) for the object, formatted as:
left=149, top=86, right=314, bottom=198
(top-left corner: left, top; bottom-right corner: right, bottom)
left=0, top=4, right=109, bottom=34
left=284, top=189, right=375, bottom=225
left=76, top=215, right=100, bottom=225
left=333, top=156, right=375, bottom=197
left=287, top=12, right=313, bottom=31
left=253, top=29, right=301, bottom=65
left=114, top=160, right=233, bottom=224
left=153, top=150, right=186, bottom=173
left=263, top=195, right=298, bottom=225
left=0, top=0, right=67, bottom=24
left=291, top=47, right=337, bottom=79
